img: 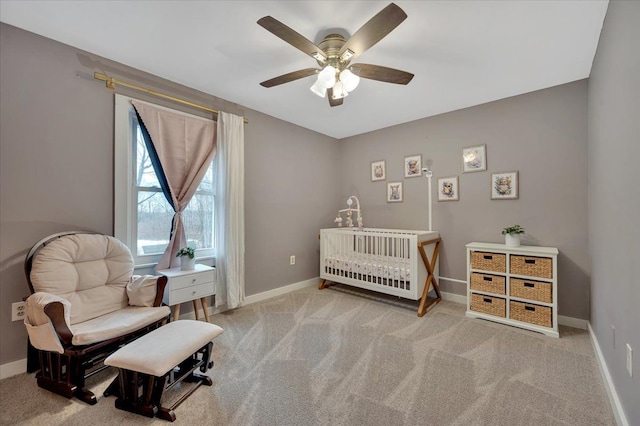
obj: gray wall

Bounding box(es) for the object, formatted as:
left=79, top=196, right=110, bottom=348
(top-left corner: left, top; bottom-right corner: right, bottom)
left=0, top=23, right=339, bottom=366
left=588, top=1, right=640, bottom=423
left=339, top=81, right=590, bottom=321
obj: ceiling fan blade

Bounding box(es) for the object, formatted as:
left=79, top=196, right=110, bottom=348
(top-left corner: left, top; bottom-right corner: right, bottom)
left=339, top=3, right=407, bottom=62
left=327, top=88, right=344, bottom=107
left=258, top=16, right=327, bottom=62
left=349, top=64, right=414, bottom=85
left=260, top=68, right=319, bottom=88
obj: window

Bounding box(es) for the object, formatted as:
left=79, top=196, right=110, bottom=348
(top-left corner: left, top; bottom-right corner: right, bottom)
left=115, top=94, right=215, bottom=266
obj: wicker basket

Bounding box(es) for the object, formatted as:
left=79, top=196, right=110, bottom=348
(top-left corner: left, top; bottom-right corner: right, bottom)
left=471, top=251, right=506, bottom=273
left=470, top=293, right=506, bottom=318
left=510, top=278, right=552, bottom=303
left=510, top=255, right=552, bottom=278
left=509, top=301, right=551, bottom=327
left=470, top=273, right=506, bottom=295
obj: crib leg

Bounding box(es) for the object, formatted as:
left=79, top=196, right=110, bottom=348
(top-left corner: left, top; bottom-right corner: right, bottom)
left=417, top=238, right=442, bottom=317
left=318, top=279, right=333, bottom=290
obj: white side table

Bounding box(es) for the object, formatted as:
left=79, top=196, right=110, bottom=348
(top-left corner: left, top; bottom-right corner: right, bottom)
left=156, top=264, right=216, bottom=322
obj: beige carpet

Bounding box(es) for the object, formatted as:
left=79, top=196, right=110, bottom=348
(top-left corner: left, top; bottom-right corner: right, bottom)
left=0, top=284, right=616, bottom=425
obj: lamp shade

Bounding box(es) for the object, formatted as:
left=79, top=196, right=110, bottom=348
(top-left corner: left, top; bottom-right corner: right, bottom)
left=317, top=65, right=336, bottom=89
left=332, top=81, right=348, bottom=99
left=310, top=80, right=327, bottom=97
left=340, top=69, right=360, bottom=92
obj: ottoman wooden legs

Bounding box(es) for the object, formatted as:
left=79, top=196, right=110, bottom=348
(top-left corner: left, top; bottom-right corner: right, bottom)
left=112, top=342, right=214, bottom=422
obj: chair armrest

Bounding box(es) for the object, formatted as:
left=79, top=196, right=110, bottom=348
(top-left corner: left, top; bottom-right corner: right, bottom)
left=153, top=275, right=168, bottom=307
left=44, top=302, right=74, bottom=345
left=24, top=292, right=72, bottom=352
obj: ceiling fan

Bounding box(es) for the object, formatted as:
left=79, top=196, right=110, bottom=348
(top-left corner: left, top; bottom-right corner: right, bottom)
left=258, top=2, right=414, bottom=107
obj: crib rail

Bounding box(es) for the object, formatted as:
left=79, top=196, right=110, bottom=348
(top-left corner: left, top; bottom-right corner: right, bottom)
left=320, top=228, right=438, bottom=299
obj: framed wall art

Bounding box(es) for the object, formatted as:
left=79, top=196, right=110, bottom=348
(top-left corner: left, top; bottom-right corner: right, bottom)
left=371, top=160, right=386, bottom=181
left=491, top=171, right=519, bottom=200
left=404, top=154, right=422, bottom=178
left=462, top=144, right=487, bottom=173
left=438, top=176, right=459, bottom=201
left=387, top=181, right=403, bottom=203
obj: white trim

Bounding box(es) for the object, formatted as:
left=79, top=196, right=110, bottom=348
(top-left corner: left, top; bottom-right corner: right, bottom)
left=0, top=358, right=27, bottom=379
left=242, top=278, right=318, bottom=306
left=588, top=322, right=629, bottom=426
left=440, top=291, right=467, bottom=304
left=558, top=315, right=588, bottom=330
left=438, top=275, right=467, bottom=284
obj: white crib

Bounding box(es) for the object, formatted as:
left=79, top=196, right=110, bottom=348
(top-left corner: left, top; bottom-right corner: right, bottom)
left=319, top=228, right=442, bottom=316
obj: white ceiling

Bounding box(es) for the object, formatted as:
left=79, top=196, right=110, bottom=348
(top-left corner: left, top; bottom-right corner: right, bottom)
left=0, top=1, right=608, bottom=139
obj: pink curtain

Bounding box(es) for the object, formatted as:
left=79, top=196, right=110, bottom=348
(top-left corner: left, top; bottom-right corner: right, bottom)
left=132, top=100, right=216, bottom=269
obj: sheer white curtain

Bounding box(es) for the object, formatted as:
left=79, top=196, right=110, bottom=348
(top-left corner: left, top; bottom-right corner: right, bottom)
left=215, top=111, right=245, bottom=309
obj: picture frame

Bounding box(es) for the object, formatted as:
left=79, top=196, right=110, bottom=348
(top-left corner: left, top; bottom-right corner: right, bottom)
left=438, top=176, right=459, bottom=201
left=462, top=144, right=487, bottom=173
left=386, top=181, right=403, bottom=203
left=491, top=171, right=519, bottom=200
left=371, top=160, right=386, bottom=181
left=404, top=154, right=422, bottom=178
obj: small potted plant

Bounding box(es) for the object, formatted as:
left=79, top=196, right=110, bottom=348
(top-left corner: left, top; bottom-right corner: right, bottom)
left=176, top=247, right=196, bottom=270
left=501, top=225, right=525, bottom=247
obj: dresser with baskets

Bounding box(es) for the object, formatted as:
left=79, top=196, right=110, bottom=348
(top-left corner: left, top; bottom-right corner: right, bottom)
left=465, top=242, right=559, bottom=338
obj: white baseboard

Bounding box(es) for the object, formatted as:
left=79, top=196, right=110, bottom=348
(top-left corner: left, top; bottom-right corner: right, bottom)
left=588, top=322, right=629, bottom=426
left=242, top=278, right=318, bottom=306
left=0, top=358, right=27, bottom=380
left=558, top=315, right=588, bottom=330
left=440, top=291, right=468, bottom=304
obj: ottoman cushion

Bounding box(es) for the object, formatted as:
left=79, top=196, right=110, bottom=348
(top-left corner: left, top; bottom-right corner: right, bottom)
left=105, top=320, right=223, bottom=376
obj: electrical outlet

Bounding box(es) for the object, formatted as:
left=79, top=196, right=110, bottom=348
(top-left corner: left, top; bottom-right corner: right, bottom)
left=290, top=255, right=295, bottom=265
left=11, top=301, right=26, bottom=322
left=627, top=344, right=633, bottom=377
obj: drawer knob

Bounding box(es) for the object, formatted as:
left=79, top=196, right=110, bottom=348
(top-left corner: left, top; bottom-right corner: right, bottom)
left=483, top=276, right=492, bottom=282
left=525, top=306, right=535, bottom=311
left=524, top=282, right=535, bottom=288
left=483, top=255, right=493, bottom=260
left=192, top=278, right=197, bottom=283
left=483, top=298, right=492, bottom=303
left=525, top=259, right=535, bottom=264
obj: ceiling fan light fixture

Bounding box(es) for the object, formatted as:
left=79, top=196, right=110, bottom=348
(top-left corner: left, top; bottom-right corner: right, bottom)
left=332, top=81, right=348, bottom=100
left=310, top=80, right=327, bottom=97
left=340, top=69, right=360, bottom=92
left=317, top=65, right=336, bottom=89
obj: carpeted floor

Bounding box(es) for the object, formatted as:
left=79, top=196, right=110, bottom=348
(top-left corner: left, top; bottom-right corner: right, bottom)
left=0, top=284, right=616, bottom=425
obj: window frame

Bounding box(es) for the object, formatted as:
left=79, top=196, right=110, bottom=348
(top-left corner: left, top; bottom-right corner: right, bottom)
left=114, top=94, right=215, bottom=267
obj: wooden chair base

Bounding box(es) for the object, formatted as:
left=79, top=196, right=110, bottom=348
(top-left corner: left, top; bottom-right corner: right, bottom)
left=30, top=316, right=168, bottom=405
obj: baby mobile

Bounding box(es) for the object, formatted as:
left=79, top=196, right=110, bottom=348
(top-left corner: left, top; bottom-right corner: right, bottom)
left=334, top=196, right=363, bottom=229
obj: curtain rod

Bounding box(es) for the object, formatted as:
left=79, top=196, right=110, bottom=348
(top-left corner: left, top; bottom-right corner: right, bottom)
left=94, top=72, right=248, bottom=124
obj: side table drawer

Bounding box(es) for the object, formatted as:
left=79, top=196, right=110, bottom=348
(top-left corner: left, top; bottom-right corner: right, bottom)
left=169, top=271, right=215, bottom=290
left=169, top=281, right=215, bottom=305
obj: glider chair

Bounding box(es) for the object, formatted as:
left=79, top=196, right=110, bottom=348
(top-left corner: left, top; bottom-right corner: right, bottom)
left=23, top=231, right=171, bottom=405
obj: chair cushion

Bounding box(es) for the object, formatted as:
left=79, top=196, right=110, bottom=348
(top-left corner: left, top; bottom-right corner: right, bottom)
left=70, top=305, right=171, bottom=346
left=30, top=234, right=134, bottom=325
